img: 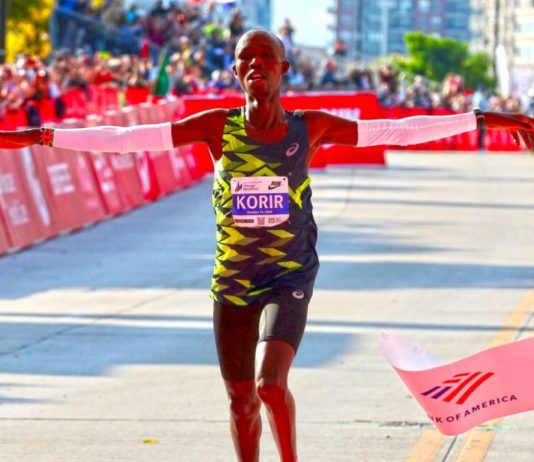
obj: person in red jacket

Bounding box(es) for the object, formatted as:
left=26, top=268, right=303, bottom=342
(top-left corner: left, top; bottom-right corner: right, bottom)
left=2, top=29, right=534, bottom=462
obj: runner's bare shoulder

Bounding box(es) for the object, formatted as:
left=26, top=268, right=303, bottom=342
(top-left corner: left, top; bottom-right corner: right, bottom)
left=171, top=109, right=228, bottom=146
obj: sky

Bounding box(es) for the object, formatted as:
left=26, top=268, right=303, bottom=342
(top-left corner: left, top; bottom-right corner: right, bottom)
left=271, top=0, right=331, bottom=48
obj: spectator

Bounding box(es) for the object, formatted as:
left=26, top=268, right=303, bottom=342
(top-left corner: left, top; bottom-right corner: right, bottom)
left=101, top=0, right=125, bottom=28
left=278, top=19, right=295, bottom=54
left=333, top=40, right=347, bottom=57
left=228, top=9, right=245, bottom=39
left=149, top=0, right=169, bottom=18
left=320, top=59, right=339, bottom=88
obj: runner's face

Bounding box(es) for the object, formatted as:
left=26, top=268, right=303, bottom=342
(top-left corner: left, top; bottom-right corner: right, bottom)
left=233, top=32, right=289, bottom=97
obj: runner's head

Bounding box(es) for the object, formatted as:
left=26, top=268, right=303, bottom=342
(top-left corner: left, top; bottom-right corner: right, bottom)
left=233, top=29, right=289, bottom=99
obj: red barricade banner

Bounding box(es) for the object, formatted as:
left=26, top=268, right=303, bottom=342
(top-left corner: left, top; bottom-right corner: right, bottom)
left=17, top=147, right=56, bottom=238
left=103, top=153, right=148, bottom=207
left=180, top=145, right=204, bottom=181
left=485, top=129, right=522, bottom=152
left=0, top=150, right=37, bottom=248
left=129, top=104, right=174, bottom=194
left=0, top=209, right=10, bottom=254
left=122, top=105, right=186, bottom=196
left=62, top=88, right=89, bottom=119
left=0, top=108, right=27, bottom=130
left=71, top=150, right=108, bottom=223
left=169, top=147, right=193, bottom=188
left=125, top=86, right=150, bottom=106
left=90, top=85, right=120, bottom=113
left=156, top=98, right=180, bottom=122
left=30, top=143, right=102, bottom=233
left=149, top=103, right=195, bottom=194
left=86, top=152, right=125, bottom=215
left=37, top=98, right=59, bottom=124
left=0, top=149, right=55, bottom=249
left=143, top=151, right=177, bottom=195
left=137, top=103, right=160, bottom=124
left=120, top=107, right=139, bottom=127
left=164, top=95, right=184, bottom=122
left=454, top=130, right=480, bottom=151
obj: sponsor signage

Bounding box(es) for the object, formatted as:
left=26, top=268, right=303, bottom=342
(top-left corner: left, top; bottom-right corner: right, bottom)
left=381, top=332, right=534, bottom=435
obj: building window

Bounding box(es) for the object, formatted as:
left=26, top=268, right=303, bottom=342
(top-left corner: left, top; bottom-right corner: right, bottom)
left=399, top=0, right=412, bottom=12
left=517, top=45, right=534, bottom=59
left=518, top=21, right=534, bottom=33
left=339, top=0, right=355, bottom=9
left=418, top=0, right=430, bottom=12
left=339, top=15, right=353, bottom=28
left=431, top=16, right=442, bottom=27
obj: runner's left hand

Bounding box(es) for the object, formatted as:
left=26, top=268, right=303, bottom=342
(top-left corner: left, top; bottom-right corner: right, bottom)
left=480, top=112, right=534, bottom=150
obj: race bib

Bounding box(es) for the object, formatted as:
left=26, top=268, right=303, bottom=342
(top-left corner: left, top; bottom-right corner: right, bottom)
left=231, top=176, right=289, bottom=228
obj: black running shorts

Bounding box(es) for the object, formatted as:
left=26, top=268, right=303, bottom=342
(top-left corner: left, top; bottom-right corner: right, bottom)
left=212, top=286, right=310, bottom=382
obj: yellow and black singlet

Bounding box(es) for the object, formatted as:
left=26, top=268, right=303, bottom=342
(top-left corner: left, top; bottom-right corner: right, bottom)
left=211, top=107, right=319, bottom=306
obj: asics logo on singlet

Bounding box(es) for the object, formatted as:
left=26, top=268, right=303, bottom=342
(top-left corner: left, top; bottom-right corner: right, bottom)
left=286, top=142, right=299, bottom=157
left=292, top=290, right=305, bottom=300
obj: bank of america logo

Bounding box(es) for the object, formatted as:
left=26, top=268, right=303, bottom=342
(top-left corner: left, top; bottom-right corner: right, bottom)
left=421, top=372, right=495, bottom=405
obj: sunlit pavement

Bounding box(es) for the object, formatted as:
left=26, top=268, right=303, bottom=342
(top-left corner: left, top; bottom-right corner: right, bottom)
left=1, top=152, right=534, bottom=461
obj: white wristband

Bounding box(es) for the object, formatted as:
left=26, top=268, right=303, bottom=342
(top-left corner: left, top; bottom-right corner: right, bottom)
left=356, top=112, right=477, bottom=147
left=51, top=122, right=174, bottom=153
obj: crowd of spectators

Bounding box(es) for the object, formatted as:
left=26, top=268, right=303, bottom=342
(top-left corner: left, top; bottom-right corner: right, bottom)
left=0, top=0, right=528, bottom=128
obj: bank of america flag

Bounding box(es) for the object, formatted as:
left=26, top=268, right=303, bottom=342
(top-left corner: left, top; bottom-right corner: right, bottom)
left=380, top=332, right=534, bottom=435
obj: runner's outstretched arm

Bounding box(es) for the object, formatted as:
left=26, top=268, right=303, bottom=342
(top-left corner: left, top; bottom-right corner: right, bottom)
left=0, top=109, right=226, bottom=153
left=305, top=110, right=534, bottom=151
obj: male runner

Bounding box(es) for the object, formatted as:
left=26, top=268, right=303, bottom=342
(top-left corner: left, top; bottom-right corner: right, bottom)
left=2, top=29, right=534, bottom=462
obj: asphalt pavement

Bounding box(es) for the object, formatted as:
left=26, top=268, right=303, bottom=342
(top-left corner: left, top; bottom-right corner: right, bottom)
left=1, top=152, right=534, bottom=462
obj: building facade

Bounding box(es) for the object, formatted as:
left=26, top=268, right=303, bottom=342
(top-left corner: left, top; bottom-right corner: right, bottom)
left=334, top=0, right=472, bottom=62
left=239, top=0, right=272, bottom=30
left=472, top=0, right=534, bottom=94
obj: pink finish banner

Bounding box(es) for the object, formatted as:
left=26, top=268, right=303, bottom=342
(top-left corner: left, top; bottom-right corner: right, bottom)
left=381, top=332, right=534, bottom=435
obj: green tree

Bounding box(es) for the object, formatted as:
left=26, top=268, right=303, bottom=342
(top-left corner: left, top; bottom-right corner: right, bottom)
left=395, top=32, right=495, bottom=90
left=6, top=0, right=54, bottom=61
left=463, top=52, right=495, bottom=90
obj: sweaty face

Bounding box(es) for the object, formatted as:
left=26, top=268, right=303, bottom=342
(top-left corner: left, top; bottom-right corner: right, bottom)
left=233, top=31, right=289, bottom=97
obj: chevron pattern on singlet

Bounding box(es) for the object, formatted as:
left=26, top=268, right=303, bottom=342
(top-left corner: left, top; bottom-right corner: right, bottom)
left=210, top=108, right=319, bottom=306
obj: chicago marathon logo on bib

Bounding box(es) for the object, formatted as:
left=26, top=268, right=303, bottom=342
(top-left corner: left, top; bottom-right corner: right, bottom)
left=231, top=176, right=290, bottom=228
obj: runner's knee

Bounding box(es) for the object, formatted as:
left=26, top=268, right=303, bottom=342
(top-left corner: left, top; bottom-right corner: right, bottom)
left=227, top=385, right=261, bottom=420
left=256, top=381, right=288, bottom=406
